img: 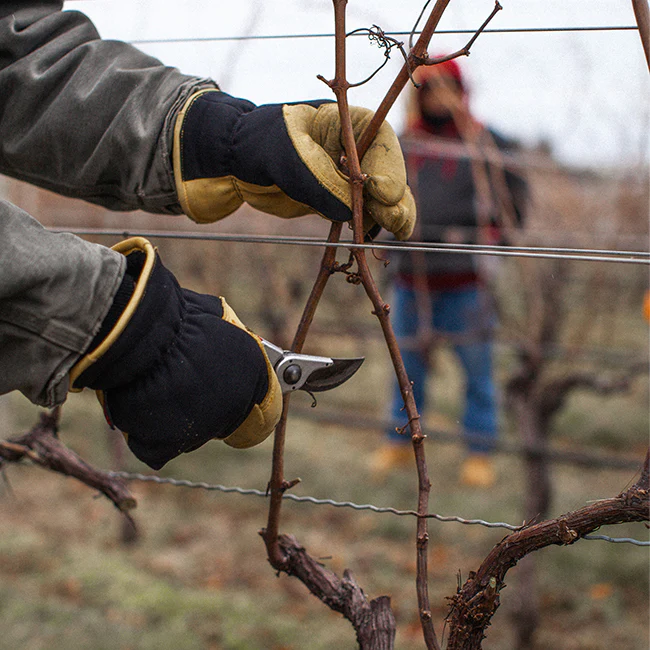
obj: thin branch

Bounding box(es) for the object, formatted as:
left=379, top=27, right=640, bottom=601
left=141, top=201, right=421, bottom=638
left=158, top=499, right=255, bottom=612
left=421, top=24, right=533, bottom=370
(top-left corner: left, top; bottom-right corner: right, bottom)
left=262, top=222, right=343, bottom=568
left=324, top=0, right=445, bottom=642
left=263, top=6, right=401, bottom=647
left=631, top=0, right=650, bottom=69
left=421, top=2, right=503, bottom=66
left=262, top=1, right=501, bottom=648
left=0, top=409, right=137, bottom=526
left=409, top=0, right=434, bottom=51
left=343, top=3, right=502, bottom=648
left=538, top=364, right=648, bottom=423
left=355, top=0, right=450, bottom=159
left=355, top=0, right=499, bottom=164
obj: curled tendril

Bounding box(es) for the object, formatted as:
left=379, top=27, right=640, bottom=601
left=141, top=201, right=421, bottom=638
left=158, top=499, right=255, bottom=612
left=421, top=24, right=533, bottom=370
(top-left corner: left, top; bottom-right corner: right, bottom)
left=371, top=247, right=390, bottom=266
left=345, top=273, right=362, bottom=285
left=366, top=24, right=392, bottom=49
left=306, top=390, right=318, bottom=408
left=346, top=25, right=413, bottom=88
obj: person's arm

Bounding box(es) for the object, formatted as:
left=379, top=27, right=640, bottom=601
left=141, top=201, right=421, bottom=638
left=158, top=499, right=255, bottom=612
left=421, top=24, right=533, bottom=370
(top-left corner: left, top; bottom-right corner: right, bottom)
left=0, top=200, right=124, bottom=407
left=0, top=3, right=415, bottom=468
left=0, top=2, right=214, bottom=213
left=0, top=201, right=281, bottom=469
left=0, top=3, right=415, bottom=238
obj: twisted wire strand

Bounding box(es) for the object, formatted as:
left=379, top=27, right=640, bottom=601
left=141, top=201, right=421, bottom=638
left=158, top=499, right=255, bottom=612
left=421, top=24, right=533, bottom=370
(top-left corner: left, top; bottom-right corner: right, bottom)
left=582, top=534, right=649, bottom=544
left=107, top=471, right=649, bottom=546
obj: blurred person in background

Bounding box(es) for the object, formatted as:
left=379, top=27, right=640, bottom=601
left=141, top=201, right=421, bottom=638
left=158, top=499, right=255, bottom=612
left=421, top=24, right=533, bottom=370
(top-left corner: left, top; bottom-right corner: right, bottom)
left=372, top=57, right=528, bottom=487
left=0, top=2, right=415, bottom=470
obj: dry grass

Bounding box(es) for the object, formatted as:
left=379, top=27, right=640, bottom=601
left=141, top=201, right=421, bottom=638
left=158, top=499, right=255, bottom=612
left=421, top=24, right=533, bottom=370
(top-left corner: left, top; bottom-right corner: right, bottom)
left=0, top=365, right=647, bottom=650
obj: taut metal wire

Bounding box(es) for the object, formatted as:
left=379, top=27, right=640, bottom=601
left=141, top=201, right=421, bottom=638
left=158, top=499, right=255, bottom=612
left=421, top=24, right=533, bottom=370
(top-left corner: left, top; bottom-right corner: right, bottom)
left=48, top=228, right=650, bottom=265
left=128, top=26, right=640, bottom=46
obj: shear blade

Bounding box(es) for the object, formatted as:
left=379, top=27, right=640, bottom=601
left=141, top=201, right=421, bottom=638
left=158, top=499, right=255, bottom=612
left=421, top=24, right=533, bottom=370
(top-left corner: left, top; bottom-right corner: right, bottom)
left=301, top=357, right=364, bottom=393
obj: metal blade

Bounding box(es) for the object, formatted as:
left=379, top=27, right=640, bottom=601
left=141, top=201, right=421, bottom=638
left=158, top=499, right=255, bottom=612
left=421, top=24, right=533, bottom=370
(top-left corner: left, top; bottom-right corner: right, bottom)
left=301, top=357, right=364, bottom=393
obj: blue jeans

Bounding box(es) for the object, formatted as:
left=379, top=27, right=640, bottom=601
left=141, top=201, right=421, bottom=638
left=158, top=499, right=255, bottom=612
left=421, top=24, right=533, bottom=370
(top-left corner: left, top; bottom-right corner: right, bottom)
left=387, top=283, right=498, bottom=453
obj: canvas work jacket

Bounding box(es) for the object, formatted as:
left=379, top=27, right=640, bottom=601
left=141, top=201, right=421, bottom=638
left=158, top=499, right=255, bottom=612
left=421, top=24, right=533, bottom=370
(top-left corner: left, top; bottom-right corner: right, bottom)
left=0, top=2, right=216, bottom=407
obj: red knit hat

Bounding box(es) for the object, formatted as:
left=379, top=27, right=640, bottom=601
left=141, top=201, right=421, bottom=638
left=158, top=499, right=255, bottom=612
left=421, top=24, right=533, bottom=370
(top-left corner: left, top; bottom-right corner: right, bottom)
left=413, top=57, right=465, bottom=91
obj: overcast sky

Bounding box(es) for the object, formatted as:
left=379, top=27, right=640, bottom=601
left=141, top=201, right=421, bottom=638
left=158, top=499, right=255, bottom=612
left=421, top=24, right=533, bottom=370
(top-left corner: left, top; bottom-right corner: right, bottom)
left=65, top=0, right=649, bottom=168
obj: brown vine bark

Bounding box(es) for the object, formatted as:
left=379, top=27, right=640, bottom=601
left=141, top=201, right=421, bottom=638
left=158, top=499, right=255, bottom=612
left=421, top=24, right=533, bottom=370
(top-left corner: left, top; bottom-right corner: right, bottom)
left=445, top=451, right=650, bottom=649
left=632, top=0, right=650, bottom=69
left=0, top=409, right=137, bottom=527
left=273, top=534, right=396, bottom=649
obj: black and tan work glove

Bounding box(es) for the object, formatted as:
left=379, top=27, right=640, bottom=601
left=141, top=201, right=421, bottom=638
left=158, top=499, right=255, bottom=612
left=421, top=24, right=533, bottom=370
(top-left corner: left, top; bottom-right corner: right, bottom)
left=69, top=238, right=282, bottom=470
left=173, top=90, right=416, bottom=240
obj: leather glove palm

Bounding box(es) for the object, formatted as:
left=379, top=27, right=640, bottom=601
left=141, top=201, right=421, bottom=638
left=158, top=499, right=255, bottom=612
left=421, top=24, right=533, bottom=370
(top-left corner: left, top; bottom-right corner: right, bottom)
left=173, top=90, right=416, bottom=240
left=70, top=238, right=282, bottom=470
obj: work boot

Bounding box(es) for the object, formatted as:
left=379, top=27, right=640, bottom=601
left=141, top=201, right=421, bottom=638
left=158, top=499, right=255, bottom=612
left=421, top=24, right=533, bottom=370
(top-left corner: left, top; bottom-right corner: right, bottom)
left=459, top=454, right=496, bottom=488
left=370, top=443, right=412, bottom=482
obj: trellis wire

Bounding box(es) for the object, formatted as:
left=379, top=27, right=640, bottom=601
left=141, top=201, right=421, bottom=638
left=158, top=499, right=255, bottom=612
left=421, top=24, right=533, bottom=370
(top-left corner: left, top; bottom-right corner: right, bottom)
left=48, top=228, right=650, bottom=265
left=106, top=470, right=649, bottom=546
left=65, top=224, right=646, bottom=544
left=128, top=25, right=639, bottom=46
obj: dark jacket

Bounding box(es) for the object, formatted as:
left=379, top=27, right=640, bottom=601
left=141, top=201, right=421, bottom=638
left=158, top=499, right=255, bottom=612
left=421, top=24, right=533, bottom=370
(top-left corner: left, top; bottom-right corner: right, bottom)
left=396, top=121, right=527, bottom=289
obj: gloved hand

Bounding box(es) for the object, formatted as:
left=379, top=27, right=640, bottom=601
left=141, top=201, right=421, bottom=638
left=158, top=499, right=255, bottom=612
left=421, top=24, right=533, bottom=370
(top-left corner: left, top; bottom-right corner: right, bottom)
left=69, top=238, right=282, bottom=470
left=173, top=90, right=416, bottom=240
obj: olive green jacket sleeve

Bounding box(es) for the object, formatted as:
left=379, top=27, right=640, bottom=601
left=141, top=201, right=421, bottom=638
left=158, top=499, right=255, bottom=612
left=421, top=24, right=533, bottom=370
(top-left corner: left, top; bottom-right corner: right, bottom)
left=0, top=3, right=217, bottom=406
left=0, top=1, right=217, bottom=213
left=0, top=201, right=124, bottom=407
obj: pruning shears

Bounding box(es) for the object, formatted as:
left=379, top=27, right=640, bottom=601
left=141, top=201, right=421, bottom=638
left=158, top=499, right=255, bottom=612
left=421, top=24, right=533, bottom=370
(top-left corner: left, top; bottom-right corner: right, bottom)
left=261, top=339, right=364, bottom=395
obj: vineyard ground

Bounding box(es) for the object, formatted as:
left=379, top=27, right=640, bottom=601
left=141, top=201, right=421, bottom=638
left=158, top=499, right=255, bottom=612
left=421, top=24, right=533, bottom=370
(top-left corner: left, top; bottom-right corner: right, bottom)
left=0, top=186, right=648, bottom=648
left=0, top=368, right=647, bottom=649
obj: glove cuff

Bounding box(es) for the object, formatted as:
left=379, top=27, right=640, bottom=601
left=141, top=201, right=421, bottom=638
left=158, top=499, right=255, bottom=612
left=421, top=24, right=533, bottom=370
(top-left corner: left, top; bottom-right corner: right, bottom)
left=173, top=89, right=256, bottom=223
left=69, top=237, right=156, bottom=390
